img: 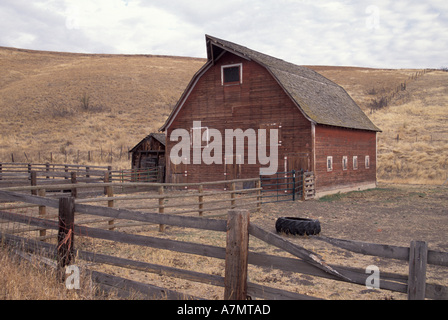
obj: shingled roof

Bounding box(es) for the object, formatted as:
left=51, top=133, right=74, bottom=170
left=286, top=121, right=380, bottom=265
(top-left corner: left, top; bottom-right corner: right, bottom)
left=161, top=35, right=381, bottom=132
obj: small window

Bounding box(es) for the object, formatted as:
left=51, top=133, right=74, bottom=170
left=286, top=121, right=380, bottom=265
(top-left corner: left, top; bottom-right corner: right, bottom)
left=353, top=156, right=358, bottom=170
left=191, top=126, right=209, bottom=149
left=365, top=156, right=370, bottom=169
left=327, top=156, right=333, bottom=172
left=342, top=156, right=348, bottom=171
left=222, top=64, right=242, bottom=85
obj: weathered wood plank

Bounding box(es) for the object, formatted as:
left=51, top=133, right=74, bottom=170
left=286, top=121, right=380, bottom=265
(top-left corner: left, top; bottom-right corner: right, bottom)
left=224, top=209, right=249, bottom=300
left=316, top=236, right=410, bottom=261
left=90, top=270, right=203, bottom=300
left=249, top=224, right=350, bottom=282
left=74, top=223, right=227, bottom=260
left=0, top=190, right=227, bottom=232
left=408, top=240, right=428, bottom=300
left=77, top=249, right=225, bottom=287
left=75, top=202, right=227, bottom=232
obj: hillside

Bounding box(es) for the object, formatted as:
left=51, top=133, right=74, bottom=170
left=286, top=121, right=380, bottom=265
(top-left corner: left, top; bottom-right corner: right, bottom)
left=0, top=47, right=447, bottom=184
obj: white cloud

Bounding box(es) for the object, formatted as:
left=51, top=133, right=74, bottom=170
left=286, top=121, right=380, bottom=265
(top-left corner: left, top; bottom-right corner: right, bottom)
left=0, top=0, right=447, bottom=68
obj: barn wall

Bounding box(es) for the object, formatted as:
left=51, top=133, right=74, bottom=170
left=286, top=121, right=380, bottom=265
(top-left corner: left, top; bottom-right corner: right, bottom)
left=165, top=52, right=312, bottom=184
left=314, top=125, right=377, bottom=194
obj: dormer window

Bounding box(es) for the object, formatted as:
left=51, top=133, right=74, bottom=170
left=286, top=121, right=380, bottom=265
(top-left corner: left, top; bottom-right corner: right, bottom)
left=222, top=64, right=242, bottom=85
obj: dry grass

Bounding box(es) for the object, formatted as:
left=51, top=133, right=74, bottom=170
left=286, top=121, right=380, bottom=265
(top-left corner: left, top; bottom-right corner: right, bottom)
left=0, top=244, right=105, bottom=300
left=0, top=47, right=204, bottom=169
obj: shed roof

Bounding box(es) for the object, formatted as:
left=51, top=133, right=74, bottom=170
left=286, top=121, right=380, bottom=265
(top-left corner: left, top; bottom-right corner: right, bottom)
left=129, top=133, right=166, bottom=153
left=161, top=35, right=381, bottom=132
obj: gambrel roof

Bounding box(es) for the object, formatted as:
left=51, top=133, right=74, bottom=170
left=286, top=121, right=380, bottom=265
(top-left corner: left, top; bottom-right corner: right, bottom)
left=161, top=35, right=381, bottom=132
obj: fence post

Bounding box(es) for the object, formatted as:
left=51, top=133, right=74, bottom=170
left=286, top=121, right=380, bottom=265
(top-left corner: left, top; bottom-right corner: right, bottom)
left=45, top=163, right=50, bottom=179
left=71, top=172, right=77, bottom=198
left=158, top=186, right=165, bottom=232
left=30, top=171, right=37, bottom=195
left=292, top=170, right=296, bottom=201
left=408, top=240, right=428, bottom=300
left=198, top=184, right=204, bottom=216
left=103, top=172, right=115, bottom=230
left=224, top=209, right=249, bottom=300
left=38, top=188, right=47, bottom=240
left=301, top=170, right=306, bottom=201
left=230, top=182, right=236, bottom=209
left=57, top=197, right=75, bottom=282
left=256, top=179, right=262, bottom=212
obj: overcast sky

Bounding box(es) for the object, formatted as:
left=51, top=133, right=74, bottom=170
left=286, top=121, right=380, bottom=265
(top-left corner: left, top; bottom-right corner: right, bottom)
left=1, top=0, right=447, bottom=69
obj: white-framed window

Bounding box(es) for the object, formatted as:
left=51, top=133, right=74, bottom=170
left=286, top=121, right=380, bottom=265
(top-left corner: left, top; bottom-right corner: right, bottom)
left=221, top=63, right=243, bottom=85
left=353, top=156, right=358, bottom=170
left=342, top=156, right=348, bottom=171
left=327, top=156, right=333, bottom=172
left=190, top=125, right=209, bottom=149
left=365, top=155, right=370, bottom=169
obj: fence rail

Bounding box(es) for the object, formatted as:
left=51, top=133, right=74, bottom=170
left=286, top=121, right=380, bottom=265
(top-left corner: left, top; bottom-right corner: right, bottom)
left=0, top=188, right=447, bottom=300
left=0, top=177, right=262, bottom=232
left=0, top=163, right=162, bottom=189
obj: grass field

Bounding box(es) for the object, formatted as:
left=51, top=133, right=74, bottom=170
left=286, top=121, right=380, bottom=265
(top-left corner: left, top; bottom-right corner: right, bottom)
left=1, top=46, right=447, bottom=183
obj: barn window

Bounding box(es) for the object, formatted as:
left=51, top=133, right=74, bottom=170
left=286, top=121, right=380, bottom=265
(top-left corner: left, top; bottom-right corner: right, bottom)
left=191, top=125, right=210, bottom=149
left=365, top=155, right=370, bottom=169
left=353, top=156, right=358, bottom=170
left=342, top=156, right=348, bottom=171
left=327, top=156, right=333, bottom=172
left=222, top=64, right=242, bottom=85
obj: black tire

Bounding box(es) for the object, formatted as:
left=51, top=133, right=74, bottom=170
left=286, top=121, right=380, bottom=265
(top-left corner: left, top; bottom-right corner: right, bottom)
left=275, top=217, right=321, bottom=236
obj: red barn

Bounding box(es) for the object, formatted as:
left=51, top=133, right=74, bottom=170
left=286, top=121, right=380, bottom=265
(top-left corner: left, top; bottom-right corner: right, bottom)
left=160, top=35, right=381, bottom=197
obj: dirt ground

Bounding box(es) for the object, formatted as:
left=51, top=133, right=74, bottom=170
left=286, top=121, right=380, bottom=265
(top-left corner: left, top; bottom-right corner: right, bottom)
left=77, top=183, right=447, bottom=300
left=255, top=183, right=448, bottom=251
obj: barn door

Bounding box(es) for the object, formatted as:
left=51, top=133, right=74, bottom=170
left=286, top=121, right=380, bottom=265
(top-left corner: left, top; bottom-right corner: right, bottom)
left=224, top=155, right=241, bottom=189
left=285, top=153, right=310, bottom=172
left=171, top=158, right=188, bottom=185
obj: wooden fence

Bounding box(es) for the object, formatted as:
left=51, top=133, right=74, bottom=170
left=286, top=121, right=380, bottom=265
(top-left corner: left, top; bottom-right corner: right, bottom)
left=0, top=163, right=163, bottom=189
left=0, top=163, right=110, bottom=186
left=0, top=188, right=447, bottom=300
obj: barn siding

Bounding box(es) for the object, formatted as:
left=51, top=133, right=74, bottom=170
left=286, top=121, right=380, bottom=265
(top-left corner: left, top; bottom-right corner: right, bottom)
left=166, top=52, right=312, bottom=184
left=314, top=125, right=377, bottom=193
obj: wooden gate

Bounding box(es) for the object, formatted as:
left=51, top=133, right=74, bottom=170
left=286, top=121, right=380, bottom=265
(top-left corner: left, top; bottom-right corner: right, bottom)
left=260, top=170, right=315, bottom=203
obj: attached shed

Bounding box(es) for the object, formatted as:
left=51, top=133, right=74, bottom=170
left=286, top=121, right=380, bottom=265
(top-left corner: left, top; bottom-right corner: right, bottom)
left=160, top=35, right=381, bottom=197
left=129, top=133, right=166, bottom=172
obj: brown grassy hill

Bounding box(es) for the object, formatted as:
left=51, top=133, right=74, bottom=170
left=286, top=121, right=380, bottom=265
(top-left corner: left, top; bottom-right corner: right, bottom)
left=1, top=47, right=447, bottom=184
left=0, top=47, right=205, bottom=167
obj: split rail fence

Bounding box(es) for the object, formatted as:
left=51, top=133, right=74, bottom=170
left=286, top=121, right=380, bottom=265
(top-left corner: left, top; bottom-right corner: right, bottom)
left=0, top=163, right=163, bottom=189
left=0, top=186, right=447, bottom=300
left=0, top=178, right=262, bottom=233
